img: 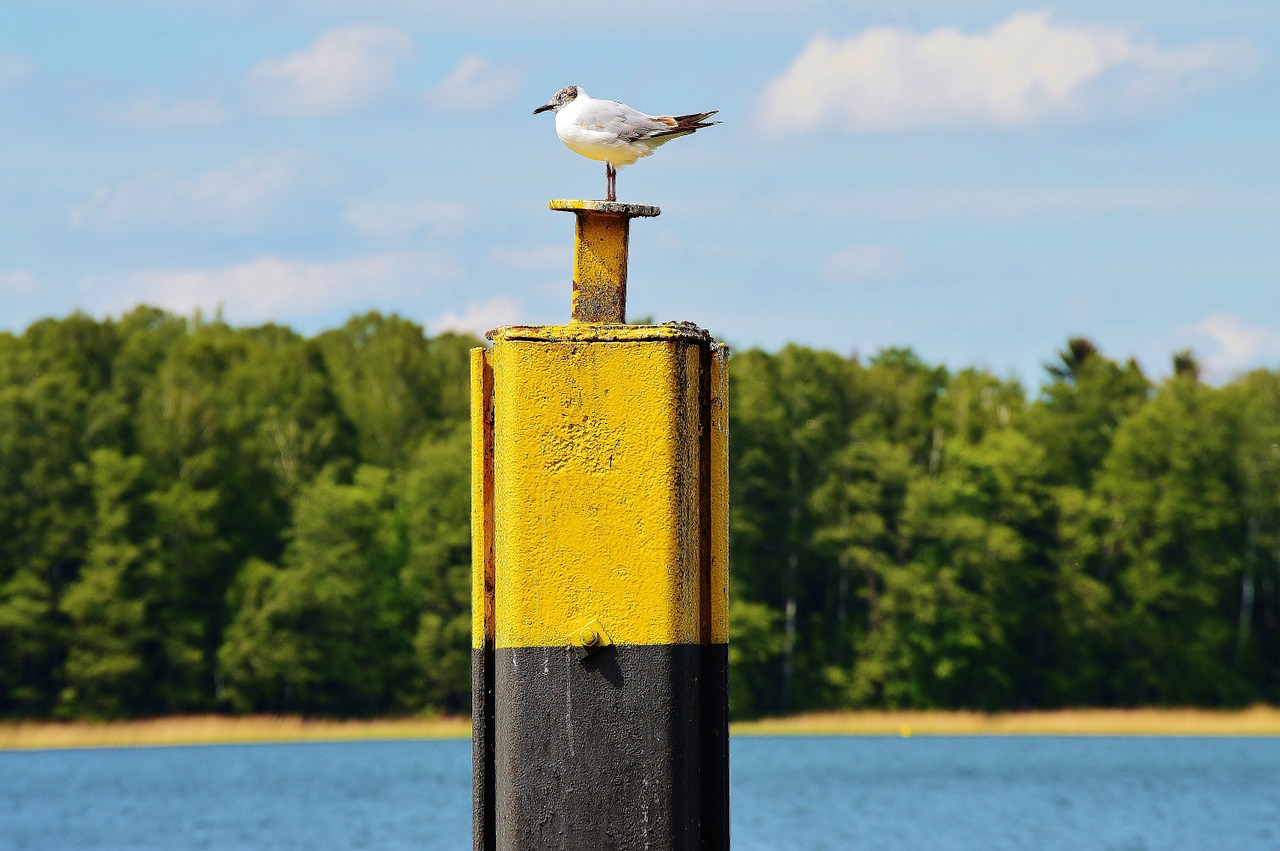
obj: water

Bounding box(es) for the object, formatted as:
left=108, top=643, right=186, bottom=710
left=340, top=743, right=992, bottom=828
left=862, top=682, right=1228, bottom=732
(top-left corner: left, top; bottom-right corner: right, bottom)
left=731, top=736, right=1280, bottom=850
left=2, top=736, right=1277, bottom=850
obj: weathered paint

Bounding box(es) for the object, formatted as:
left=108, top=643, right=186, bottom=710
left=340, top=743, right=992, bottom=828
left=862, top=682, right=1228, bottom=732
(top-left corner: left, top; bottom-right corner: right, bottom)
left=470, top=348, right=496, bottom=851
left=489, top=333, right=721, bottom=648
left=489, top=321, right=710, bottom=345
left=709, top=343, right=730, bottom=645
left=472, top=198, right=728, bottom=850
left=471, top=347, right=495, bottom=650
left=701, top=343, right=731, bottom=837
left=548, top=199, right=661, bottom=218
left=493, top=644, right=728, bottom=850
left=548, top=199, right=659, bottom=324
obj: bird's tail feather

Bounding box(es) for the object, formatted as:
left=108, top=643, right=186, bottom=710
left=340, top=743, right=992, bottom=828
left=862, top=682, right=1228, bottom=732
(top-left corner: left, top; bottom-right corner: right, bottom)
left=650, top=110, right=720, bottom=138
left=670, top=110, right=719, bottom=125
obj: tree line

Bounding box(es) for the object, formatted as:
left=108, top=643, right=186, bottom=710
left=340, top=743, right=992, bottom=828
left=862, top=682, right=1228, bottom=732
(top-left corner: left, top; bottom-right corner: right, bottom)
left=0, top=309, right=1276, bottom=719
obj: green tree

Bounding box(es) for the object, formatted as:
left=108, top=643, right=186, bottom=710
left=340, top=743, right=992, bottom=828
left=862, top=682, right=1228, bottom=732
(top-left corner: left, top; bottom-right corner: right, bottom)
left=1045, top=484, right=1120, bottom=704
left=132, top=318, right=355, bottom=712
left=218, top=466, right=408, bottom=715
left=729, top=345, right=861, bottom=713
left=856, top=428, right=1050, bottom=708
left=1229, top=370, right=1280, bottom=700
left=0, top=318, right=113, bottom=716
left=1093, top=370, right=1247, bottom=704
left=1024, top=338, right=1149, bottom=489
left=727, top=600, right=784, bottom=717
left=808, top=434, right=912, bottom=706
left=9, top=306, right=1280, bottom=720
left=315, top=314, right=472, bottom=469
left=57, top=450, right=150, bottom=718
left=400, top=428, right=473, bottom=713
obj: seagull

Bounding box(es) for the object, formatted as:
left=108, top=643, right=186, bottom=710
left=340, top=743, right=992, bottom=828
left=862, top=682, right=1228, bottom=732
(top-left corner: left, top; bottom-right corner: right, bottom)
left=533, top=86, right=719, bottom=202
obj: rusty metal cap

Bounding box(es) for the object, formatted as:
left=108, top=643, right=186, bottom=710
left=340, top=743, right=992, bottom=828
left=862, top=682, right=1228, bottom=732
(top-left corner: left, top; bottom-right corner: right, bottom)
left=549, top=199, right=660, bottom=218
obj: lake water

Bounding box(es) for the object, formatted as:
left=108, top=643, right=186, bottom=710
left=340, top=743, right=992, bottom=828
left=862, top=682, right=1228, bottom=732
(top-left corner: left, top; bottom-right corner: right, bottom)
left=2, top=736, right=1277, bottom=850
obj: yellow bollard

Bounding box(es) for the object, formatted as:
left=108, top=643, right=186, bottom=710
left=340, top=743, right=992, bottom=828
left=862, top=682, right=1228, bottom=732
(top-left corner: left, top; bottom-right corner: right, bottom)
left=549, top=199, right=660, bottom=323
left=472, top=200, right=728, bottom=850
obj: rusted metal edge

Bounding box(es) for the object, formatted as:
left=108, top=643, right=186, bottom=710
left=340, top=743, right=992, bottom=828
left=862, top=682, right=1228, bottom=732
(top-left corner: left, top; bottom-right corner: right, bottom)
left=548, top=199, right=661, bottom=218
left=486, top=321, right=711, bottom=343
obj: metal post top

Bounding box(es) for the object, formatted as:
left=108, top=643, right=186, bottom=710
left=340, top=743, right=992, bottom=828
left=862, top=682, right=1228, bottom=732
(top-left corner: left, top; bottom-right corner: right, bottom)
left=549, top=199, right=661, bottom=218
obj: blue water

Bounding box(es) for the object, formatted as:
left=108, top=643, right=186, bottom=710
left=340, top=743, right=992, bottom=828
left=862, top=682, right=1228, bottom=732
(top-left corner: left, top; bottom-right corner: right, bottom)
left=2, top=736, right=1277, bottom=850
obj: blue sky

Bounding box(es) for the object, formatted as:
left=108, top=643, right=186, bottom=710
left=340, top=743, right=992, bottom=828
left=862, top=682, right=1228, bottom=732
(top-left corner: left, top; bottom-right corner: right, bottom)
left=1, top=1, right=1277, bottom=386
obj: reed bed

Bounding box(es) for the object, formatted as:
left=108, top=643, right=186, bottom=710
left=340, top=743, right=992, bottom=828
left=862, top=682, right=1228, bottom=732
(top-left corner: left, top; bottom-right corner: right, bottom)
left=731, top=706, right=1280, bottom=737
left=0, top=715, right=470, bottom=750
left=5, top=707, right=1280, bottom=750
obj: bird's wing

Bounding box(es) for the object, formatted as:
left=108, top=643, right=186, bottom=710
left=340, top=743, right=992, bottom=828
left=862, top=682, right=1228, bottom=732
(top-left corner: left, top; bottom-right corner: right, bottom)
left=574, top=100, right=681, bottom=143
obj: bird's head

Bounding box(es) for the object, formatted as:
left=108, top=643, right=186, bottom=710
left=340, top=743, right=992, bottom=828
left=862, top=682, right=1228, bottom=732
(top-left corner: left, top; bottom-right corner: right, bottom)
left=533, top=85, right=580, bottom=115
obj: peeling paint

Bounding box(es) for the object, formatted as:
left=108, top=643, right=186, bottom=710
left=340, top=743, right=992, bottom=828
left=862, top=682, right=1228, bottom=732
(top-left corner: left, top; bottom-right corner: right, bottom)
left=471, top=199, right=728, bottom=850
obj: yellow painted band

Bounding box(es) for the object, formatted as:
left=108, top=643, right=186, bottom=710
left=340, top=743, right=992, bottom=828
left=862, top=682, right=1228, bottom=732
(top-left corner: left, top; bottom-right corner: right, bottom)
left=571, top=212, right=628, bottom=323
left=489, top=334, right=727, bottom=648
left=470, top=347, right=495, bottom=649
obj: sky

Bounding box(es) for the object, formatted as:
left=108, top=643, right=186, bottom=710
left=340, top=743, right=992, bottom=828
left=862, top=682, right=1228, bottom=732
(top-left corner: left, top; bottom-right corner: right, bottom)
left=1, top=1, right=1277, bottom=387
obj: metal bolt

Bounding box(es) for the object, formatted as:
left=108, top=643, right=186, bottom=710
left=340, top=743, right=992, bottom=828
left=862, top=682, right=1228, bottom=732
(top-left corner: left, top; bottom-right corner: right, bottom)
left=578, top=627, right=599, bottom=647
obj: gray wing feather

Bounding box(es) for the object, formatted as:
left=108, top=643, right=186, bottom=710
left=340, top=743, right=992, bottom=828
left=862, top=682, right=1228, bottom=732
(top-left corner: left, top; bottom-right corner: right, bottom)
left=575, top=100, right=674, bottom=142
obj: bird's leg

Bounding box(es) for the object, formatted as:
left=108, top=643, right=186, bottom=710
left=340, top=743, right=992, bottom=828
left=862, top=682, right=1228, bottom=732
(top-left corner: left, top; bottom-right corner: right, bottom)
left=606, top=163, right=616, bottom=202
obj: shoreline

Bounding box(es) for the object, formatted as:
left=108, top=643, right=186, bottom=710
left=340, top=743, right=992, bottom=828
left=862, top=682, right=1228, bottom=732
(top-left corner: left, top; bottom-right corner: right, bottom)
left=0, top=715, right=471, bottom=751
left=3, top=707, right=1278, bottom=750
left=731, top=706, right=1280, bottom=737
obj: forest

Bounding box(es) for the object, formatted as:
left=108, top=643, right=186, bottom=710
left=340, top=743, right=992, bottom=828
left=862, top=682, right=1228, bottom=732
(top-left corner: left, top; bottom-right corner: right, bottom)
left=1, top=307, right=1278, bottom=720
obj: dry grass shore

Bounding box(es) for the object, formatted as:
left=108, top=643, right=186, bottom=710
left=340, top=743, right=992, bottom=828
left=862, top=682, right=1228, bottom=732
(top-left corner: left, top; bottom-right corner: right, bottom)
left=4, top=707, right=1279, bottom=750
left=0, top=714, right=470, bottom=750
left=732, top=706, right=1280, bottom=737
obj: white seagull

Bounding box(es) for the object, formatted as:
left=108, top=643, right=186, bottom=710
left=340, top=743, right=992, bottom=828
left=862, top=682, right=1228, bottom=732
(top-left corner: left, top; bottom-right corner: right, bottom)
left=533, top=86, right=719, bottom=202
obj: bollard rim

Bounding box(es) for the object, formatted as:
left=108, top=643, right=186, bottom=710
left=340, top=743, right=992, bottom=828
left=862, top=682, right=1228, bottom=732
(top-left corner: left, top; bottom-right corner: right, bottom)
left=486, top=321, right=712, bottom=343
left=549, top=199, right=661, bottom=218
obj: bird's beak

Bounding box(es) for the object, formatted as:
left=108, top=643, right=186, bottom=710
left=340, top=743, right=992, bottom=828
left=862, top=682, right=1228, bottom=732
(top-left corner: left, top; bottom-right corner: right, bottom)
left=533, top=103, right=554, bottom=115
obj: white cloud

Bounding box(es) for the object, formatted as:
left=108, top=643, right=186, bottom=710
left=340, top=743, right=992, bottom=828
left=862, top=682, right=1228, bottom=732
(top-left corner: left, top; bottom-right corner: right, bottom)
left=69, top=151, right=320, bottom=232
left=344, top=199, right=473, bottom=238
left=426, top=55, right=520, bottom=112
left=0, top=270, right=36, bottom=295
left=0, top=54, right=30, bottom=89
left=428, top=296, right=522, bottom=336
left=112, top=96, right=229, bottom=128
left=822, top=245, right=905, bottom=282
left=1188, top=313, right=1280, bottom=379
left=758, top=11, right=1255, bottom=134
left=489, top=245, right=570, bottom=272
left=247, top=25, right=413, bottom=117
left=82, top=251, right=459, bottom=322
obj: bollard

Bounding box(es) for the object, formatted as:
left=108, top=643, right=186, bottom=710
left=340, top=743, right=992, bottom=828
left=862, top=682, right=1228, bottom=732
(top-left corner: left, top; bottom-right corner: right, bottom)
left=550, top=199, right=659, bottom=323
left=472, top=199, right=729, bottom=850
